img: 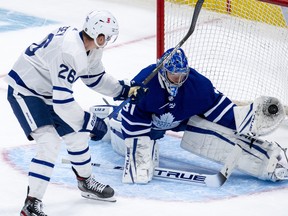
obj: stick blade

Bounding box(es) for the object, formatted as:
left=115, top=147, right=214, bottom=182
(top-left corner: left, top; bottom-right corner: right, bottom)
left=205, top=173, right=227, bottom=187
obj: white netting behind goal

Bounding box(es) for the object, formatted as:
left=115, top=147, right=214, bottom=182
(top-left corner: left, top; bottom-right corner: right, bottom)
left=160, top=0, right=288, bottom=105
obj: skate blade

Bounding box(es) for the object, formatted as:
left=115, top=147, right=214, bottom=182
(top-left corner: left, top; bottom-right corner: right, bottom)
left=81, top=192, right=117, bottom=202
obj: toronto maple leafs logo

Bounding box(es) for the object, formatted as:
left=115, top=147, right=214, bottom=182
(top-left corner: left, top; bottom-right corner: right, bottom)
left=152, top=113, right=181, bottom=129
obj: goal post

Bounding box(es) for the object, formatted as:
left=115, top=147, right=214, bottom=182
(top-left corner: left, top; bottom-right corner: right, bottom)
left=260, top=0, right=288, bottom=7
left=156, top=0, right=288, bottom=106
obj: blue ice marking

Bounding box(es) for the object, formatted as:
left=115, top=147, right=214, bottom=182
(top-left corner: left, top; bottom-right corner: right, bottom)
left=0, top=8, right=57, bottom=32
left=6, top=136, right=288, bottom=203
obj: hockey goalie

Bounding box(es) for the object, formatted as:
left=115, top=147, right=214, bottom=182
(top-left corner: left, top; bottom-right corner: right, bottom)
left=91, top=48, right=288, bottom=185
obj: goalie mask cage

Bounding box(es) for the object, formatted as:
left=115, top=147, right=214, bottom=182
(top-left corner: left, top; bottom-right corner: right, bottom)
left=157, top=0, right=288, bottom=106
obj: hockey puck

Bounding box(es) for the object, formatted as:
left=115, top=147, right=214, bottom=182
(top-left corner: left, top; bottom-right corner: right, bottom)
left=268, top=104, right=278, bottom=114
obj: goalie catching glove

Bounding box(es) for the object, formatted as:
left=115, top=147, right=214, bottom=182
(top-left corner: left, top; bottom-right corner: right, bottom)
left=113, top=80, right=148, bottom=103
left=233, top=96, right=285, bottom=136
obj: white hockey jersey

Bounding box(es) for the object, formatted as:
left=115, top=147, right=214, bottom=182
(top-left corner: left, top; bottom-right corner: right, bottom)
left=5, top=26, right=123, bottom=132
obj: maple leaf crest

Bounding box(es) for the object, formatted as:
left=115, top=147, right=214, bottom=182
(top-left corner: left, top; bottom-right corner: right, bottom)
left=152, top=113, right=181, bottom=129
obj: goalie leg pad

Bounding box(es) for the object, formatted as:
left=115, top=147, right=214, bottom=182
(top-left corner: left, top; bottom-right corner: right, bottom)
left=109, top=117, right=126, bottom=156
left=181, top=116, right=287, bottom=181
left=122, top=136, right=158, bottom=184
left=234, top=96, right=285, bottom=136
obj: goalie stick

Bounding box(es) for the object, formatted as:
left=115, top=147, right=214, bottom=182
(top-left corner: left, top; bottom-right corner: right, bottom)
left=108, top=0, right=204, bottom=119
left=62, top=144, right=242, bottom=187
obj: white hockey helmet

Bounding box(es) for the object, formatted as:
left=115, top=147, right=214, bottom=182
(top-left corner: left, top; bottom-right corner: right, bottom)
left=83, top=10, right=119, bottom=48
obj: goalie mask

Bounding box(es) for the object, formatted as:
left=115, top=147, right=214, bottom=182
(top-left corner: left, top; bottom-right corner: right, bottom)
left=158, top=48, right=190, bottom=97
left=83, top=10, right=119, bottom=48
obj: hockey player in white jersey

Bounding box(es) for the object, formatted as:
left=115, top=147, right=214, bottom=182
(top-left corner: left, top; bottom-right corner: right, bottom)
left=5, top=10, right=144, bottom=216
left=99, top=48, right=288, bottom=185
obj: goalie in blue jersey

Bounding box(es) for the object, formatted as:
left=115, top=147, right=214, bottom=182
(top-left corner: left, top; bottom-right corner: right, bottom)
left=92, top=48, right=288, bottom=184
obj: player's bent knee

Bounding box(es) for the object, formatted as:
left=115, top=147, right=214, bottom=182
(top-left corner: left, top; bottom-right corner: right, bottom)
left=31, top=125, right=62, bottom=163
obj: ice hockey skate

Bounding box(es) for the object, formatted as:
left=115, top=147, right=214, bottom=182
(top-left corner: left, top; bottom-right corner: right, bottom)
left=20, top=196, right=47, bottom=216
left=73, top=167, right=116, bottom=202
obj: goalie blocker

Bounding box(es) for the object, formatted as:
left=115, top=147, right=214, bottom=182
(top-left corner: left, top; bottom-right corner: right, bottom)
left=90, top=96, right=288, bottom=183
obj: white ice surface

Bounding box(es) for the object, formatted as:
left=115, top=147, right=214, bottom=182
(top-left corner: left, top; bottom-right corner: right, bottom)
left=0, top=0, right=288, bottom=215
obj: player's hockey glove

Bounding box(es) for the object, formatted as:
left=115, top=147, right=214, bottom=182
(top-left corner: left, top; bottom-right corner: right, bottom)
left=128, top=80, right=148, bottom=104
left=81, top=112, right=107, bottom=141
left=113, top=80, right=148, bottom=103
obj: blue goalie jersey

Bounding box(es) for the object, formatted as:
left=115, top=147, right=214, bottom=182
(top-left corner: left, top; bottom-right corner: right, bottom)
left=120, top=64, right=237, bottom=139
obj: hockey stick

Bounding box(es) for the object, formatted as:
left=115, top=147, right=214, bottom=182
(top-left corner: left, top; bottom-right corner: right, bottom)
left=62, top=143, right=241, bottom=187
left=62, top=158, right=124, bottom=170
left=108, top=0, right=204, bottom=119
left=142, top=0, right=204, bottom=85
left=206, top=143, right=242, bottom=187
left=155, top=144, right=241, bottom=187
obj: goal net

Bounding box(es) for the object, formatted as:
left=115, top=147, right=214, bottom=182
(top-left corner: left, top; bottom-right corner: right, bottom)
left=157, top=0, right=288, bottom=106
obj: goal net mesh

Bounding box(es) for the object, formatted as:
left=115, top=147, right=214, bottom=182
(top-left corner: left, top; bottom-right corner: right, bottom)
left=159, top=0, right=288, bottom=105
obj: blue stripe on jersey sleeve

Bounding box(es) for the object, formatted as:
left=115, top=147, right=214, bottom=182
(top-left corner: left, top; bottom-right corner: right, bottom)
left=121, top=107, right=152, bottom=138
left=53, top=86, right=73, bottom=94
left=204, top=95, right=236, bottom=129
left=52, top=86, right=74, bottom=104
left=81, top=72, right=105, bottom=88
left=8, top=70, right=52, bottom=99
left=80, top=72, right=105, bottom=79
left=204, top=96, right=231, bottom=120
